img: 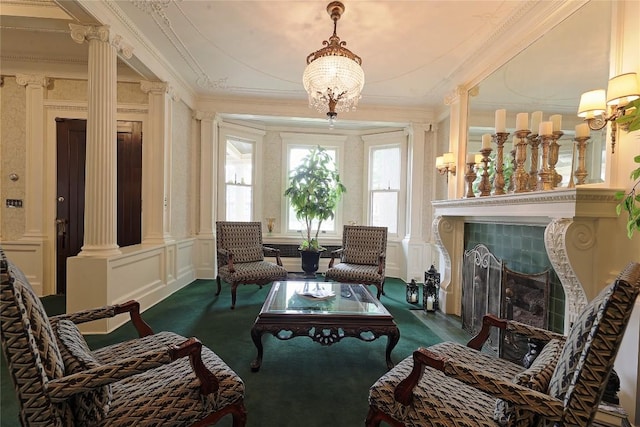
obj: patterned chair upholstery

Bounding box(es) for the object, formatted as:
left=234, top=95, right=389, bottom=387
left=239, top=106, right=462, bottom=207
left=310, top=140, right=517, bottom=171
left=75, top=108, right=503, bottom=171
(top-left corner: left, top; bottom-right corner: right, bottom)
left=366, top=261, right=640, bottom=427
left=0, top=250, right=247, bottom=427
left=216, top=221, right=287, bottom=309
left=324, top=225, right=388, bottom=299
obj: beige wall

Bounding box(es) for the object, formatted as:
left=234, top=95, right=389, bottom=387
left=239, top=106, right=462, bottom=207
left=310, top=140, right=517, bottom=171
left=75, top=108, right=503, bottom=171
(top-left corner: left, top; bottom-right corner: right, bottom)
left=171, top=99, right=194, bottom=239
left=0, top=76, right=27, bottom=241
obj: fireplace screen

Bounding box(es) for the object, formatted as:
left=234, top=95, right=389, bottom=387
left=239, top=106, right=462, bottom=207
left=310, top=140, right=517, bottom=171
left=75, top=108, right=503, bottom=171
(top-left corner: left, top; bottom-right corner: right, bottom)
left=500, top=266, right=550, bottom=363
left=462, top=244, right=503, bottom=354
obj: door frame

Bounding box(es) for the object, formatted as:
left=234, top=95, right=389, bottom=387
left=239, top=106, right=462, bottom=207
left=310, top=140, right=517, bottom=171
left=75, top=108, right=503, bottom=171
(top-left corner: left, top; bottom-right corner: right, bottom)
left=43, top=101, right=148, bottom=295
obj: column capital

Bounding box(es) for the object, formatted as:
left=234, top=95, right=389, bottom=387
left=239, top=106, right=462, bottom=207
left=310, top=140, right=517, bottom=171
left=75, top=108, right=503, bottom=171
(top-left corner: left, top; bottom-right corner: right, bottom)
left=16, top=74, right=49, bottom=88
left=69, top=24, right=133, bottom=59
left=443, top=85, right=469, bottom=106
left=193, top=110, right=216, bottom=121
left=140, top=81, right=180, bottom=101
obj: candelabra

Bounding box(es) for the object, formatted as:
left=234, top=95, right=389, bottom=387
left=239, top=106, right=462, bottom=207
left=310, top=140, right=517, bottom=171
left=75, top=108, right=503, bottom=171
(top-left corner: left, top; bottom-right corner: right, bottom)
left=478, top=147, right=492, bottom=197
left=492, top=132, right=510, bottom=195
left=513, top=130, right=531, bottom=193
left=465, top=161, right=477, bottom=198
left=507, top=148, right=516, bottom=193
left=527, top=134, right=541, bottom=191
left=573, top=135, right=590, bottom=185
left=548, top=131, right=563, bottom=188
left=538, top=134, right=554, bottom=190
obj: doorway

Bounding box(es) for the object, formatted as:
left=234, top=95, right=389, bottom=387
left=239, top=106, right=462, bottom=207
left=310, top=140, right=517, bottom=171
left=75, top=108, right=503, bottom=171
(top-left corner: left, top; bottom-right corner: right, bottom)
left=55, top=119, right=143, bottom=294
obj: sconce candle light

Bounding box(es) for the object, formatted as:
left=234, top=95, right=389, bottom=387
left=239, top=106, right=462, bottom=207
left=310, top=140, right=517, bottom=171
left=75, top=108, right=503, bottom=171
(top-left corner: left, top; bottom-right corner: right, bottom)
left=436, top=152, right=456, bottom=180
left=577, top=72, right=639, bottom=153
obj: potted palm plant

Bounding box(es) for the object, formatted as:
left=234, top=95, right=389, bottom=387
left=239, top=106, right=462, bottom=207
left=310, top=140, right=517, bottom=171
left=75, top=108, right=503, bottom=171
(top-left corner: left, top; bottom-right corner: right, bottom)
left=284, top=145, right=346, bottom=276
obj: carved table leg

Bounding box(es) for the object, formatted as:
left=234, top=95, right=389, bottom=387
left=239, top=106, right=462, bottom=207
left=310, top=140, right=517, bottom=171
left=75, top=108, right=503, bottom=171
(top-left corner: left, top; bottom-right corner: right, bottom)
left=250, top=327, right=264, bottom=372
left=385, top=329, right=400, bottom=369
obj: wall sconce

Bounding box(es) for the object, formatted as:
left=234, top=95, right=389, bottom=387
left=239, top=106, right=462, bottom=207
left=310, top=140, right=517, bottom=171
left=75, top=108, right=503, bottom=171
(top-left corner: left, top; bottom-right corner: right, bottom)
left=577, top=72, right=639, bottom=154
left=435, top=152, right=456, bottom=180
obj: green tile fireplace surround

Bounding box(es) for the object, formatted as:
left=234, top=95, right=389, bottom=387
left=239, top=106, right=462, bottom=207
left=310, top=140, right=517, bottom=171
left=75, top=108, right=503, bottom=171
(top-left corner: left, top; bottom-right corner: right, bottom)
left=464, top=222, right=565, bottom=333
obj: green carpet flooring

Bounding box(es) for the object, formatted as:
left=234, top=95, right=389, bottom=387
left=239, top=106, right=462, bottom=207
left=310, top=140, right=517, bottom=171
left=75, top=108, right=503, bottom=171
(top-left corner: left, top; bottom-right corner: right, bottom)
left=1, top=277, right=470, bottom=426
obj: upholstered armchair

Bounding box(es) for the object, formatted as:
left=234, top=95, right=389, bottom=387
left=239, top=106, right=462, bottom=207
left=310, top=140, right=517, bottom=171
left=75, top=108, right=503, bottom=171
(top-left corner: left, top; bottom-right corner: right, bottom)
left=216, top=221, right=287, bottom=309
left=325, top=225, right=387, bottom=299
left=366, top=261, right=640, bottom=427
left=1, top=251, right=247, bottom=427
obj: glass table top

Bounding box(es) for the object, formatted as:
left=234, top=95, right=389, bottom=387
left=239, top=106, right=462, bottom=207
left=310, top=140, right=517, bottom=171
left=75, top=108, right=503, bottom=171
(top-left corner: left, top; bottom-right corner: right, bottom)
left=260, top=281, right=391, bottom=317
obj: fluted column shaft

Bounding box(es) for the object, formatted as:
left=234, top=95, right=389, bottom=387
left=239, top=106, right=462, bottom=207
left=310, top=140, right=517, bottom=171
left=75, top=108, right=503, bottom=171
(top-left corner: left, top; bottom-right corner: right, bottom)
left=196, top=112, right=218, bottom=237
left=69, top=25, right=132, bottom=256
left=141, top=81, right=175, bottom=244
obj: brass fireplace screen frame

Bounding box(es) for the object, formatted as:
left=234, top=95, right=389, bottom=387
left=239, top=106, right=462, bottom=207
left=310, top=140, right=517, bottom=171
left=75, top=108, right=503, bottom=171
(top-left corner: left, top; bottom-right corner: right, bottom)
left=462, top=244, right=550, bottom=363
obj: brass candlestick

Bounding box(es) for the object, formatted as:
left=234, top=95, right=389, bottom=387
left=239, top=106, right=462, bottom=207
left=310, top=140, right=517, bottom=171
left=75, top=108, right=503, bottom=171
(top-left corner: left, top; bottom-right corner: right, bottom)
left=492, top=132, right=510, bottom=195
left=527, top=134, right=541, bottom=191
left=514, top=130, right=531, bottom=193
left=508, top=148, right=516, bottom=193
left=538, top=134, right=553, bottom=190
left=574, top=135, right=590, bottom=185
left=478, top=147, right=492, bottom=197
left=548, top=131, right=563, bottom=188
left=465, top=162, right=477, bottom=198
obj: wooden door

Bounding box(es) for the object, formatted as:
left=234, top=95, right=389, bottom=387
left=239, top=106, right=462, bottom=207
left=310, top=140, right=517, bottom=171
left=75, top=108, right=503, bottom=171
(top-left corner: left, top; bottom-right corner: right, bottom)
left=55, top=119, right=142, bottom=294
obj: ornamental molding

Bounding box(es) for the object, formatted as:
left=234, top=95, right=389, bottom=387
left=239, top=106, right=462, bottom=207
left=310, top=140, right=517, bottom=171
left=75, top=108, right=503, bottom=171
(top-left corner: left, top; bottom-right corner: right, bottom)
left=544, top=218, right=588, bottom=326
left=432, top=216, right=452, bottom=288
left=443, top=85, right=468, bottom=106
left=68, top=24, right=133, bottom=59
left=193, top=111, right=217, bottom=121
left=15, top=74, right=49, bottom=87
left=140, top=81, right=180, bottom=102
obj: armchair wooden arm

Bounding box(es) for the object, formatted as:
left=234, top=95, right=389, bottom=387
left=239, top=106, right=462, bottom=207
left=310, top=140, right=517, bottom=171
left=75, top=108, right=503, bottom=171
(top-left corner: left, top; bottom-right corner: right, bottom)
left=263, top=246, right=283, bottom=266
left=466, top=313, right=565, bottom=350
left=47, top=337, right=218, bottom=402
left=50, top=300, right=154, bottom=338
left=328, top=248, right=344, bottom=268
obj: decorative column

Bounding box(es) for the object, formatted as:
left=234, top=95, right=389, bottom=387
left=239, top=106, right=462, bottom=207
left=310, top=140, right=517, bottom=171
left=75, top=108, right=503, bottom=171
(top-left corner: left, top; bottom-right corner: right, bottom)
left=15, top=74, right=49, bottom=239
left=195, top=111, right=218, bottom=278
left=405, top=124, right=428, bottom=282
left=140, top=81, right=176, bottom=244
left=69, top=24, right=131, bottom=256
left=492, top=132, right=509, bottom=195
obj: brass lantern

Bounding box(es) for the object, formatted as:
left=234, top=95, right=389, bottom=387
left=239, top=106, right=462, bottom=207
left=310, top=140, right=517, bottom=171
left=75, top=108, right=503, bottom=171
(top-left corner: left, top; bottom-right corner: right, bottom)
left=424, top=265, right=440, bottom=312
left=406, top=279, right=419, bottom=304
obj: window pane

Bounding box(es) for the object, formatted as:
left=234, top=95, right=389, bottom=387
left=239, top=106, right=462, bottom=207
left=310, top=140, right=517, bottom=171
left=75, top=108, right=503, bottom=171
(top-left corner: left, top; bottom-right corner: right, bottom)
left=371, top=191, right=398, bottom=234
left=287, top=146, right=337, bottom=233
left=371, top=147, right=400, bottom=190
left=226, top=139, right=252, bottom=185
left=225, top=138, right=253, bottom=221
left=226, top=185, right=252, bottom=221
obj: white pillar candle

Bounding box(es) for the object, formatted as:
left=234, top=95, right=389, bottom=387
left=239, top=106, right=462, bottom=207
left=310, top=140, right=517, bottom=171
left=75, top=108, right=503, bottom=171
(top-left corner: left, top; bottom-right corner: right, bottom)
left=550, top=114, right=562, bottom=132
left=575, top=123, right=590, bottom=138
left=539, top=121, right=553, bottom=136
left=531, top=111, right=543, bottom=134
left=516, top=112, right=529, bottom=131
left=495, top=109, right=507, bottom=133
left=482, top=134, right=492, bottom=149
left=426, top=296, right=434, bottom=311
left=467, top=153, right=476, bottom=164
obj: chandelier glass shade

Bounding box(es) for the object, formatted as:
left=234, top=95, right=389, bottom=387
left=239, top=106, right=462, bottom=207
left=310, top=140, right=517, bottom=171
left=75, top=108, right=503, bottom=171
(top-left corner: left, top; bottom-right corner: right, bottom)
left=303, top=1, right=364, bottom=122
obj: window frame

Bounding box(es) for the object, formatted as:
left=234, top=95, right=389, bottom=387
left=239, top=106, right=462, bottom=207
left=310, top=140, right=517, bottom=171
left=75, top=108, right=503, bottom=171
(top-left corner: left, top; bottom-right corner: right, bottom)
left=217, top=122, right=265, bottom=221
left=362, top=131, right=408, bottom=239
left=280, top=132, right=347, bottom=238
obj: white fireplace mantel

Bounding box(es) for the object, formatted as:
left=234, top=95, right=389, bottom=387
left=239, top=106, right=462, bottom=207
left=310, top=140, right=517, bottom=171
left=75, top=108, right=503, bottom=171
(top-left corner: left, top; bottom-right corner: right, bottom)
left=432, top=187, right=622, bottom=334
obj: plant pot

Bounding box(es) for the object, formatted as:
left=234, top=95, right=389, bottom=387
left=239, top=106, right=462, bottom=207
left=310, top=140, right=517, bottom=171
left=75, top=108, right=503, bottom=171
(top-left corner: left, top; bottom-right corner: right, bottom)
left=300, top=250, right=322, bottom=278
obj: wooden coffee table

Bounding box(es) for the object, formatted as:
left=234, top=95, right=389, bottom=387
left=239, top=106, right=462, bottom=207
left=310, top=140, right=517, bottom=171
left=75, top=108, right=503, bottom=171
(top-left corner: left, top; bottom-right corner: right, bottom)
left=250, top=280, right=400, bottom=371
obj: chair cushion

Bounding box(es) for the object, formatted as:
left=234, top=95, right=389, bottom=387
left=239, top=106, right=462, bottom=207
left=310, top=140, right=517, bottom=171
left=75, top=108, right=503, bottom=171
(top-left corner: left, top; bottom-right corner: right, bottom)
left=369, top=352, right=499, bottom=426
left=325, top=263, right=383, bottom=285
left=56, top=319, right=111, bottom=425
left=494, top=339, right=563, bottom=426
left=218, top=261, right=287, bottom=284
left=95, top=331, right=245, bottom=426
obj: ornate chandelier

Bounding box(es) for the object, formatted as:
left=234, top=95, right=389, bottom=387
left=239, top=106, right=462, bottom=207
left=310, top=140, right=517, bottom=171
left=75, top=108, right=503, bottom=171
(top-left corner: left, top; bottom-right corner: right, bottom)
left=302, top=1, right=364, bottom=126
